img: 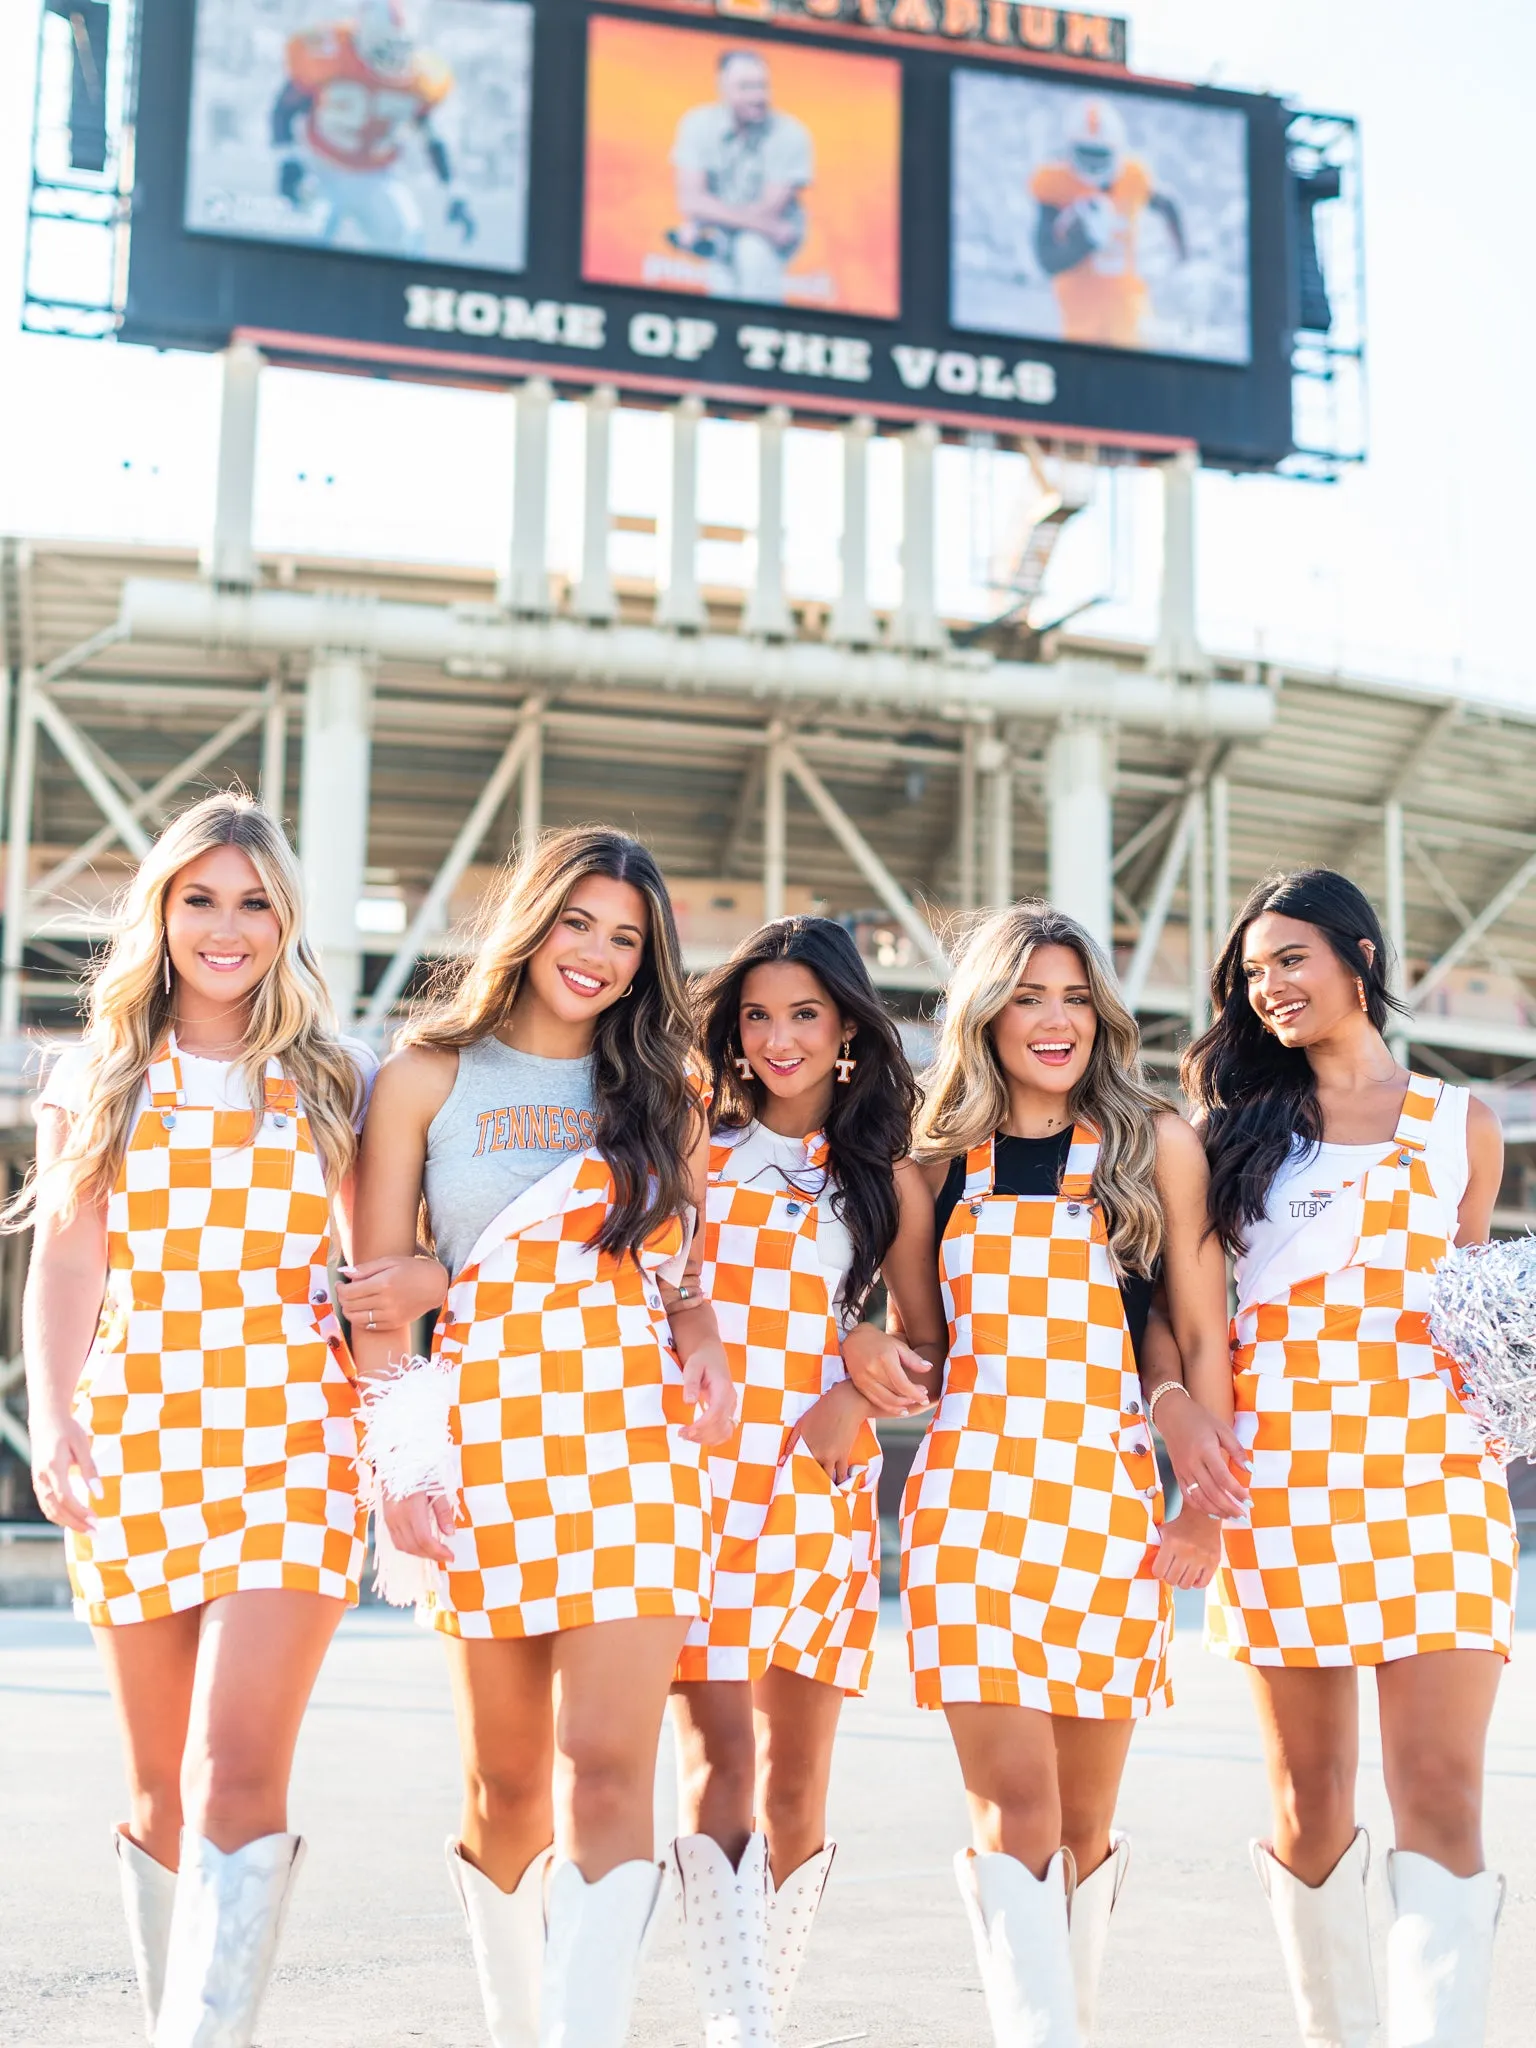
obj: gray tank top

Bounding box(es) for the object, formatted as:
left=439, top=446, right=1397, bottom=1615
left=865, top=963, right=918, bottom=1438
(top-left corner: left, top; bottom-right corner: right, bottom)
left=424, top=1037, right=598, bottom=1278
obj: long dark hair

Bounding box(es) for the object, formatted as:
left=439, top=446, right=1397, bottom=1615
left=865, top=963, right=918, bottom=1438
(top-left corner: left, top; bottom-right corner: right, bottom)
left=696, top=917, right=918, bottom=1316
left=1181, top=867, right=1404, bottom=1255
left=401, top=826, right=699, bottom=1261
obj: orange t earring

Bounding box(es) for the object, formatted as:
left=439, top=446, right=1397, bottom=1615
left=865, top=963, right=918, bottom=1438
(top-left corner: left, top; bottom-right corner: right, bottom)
left=1356, top=978, right=1368, bottom=1012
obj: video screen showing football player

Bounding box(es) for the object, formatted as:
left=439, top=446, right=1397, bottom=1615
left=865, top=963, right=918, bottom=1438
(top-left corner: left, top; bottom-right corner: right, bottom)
left=270, top=0, right=474, bottom=256
left=667, top=49, right=813, bottom=304
left=1031, top=98, right=1186, bottom=349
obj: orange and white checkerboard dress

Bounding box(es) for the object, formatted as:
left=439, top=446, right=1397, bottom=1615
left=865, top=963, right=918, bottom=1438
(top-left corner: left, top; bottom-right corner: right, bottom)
left=421, top=1148, right=710, bottom=1640
left=1207, top=1077, right=1516, bottom=1667
left=675, top=1128, right=881, bottom=1695
left=902, top=1128, right=1171, bottom=1716
left=68, top=1039, right=365, bottom=1625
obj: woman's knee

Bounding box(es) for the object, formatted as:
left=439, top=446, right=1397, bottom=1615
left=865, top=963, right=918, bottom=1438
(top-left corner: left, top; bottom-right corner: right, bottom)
left=181, top=1745, right=286, bottom=1838
left=1388, top=1745, right=1482, bottom=1838
left=1275, top=1750, right=1357, bottom=1841
left=465, top=1751, right=556, bottom=1835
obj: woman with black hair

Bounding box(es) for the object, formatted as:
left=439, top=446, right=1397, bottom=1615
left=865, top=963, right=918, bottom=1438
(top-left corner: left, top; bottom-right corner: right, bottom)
left=668, top=916, right=945, bottom=2048
left=1184, top=867, right=1514, bottom=2048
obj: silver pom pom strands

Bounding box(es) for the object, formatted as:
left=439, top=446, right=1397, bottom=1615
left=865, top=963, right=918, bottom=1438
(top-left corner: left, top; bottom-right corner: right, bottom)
left=1428, top=1237, right=1536, bottom=1464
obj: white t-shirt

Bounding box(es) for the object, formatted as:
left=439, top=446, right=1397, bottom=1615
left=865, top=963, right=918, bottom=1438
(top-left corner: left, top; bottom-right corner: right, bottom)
left=39, top=1039, right=379, bottom=1133
left=716, top=1120, right=854, bottom=1312
left=1234, top=1086, right=1469, bottom=1313
left=672, top=104, right=813, bottom=206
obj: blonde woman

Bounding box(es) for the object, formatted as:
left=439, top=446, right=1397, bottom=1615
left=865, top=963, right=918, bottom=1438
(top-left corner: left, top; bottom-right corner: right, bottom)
left=353, top=826, right=735, bottom=2048
left=17, top=792, right=439, bottom=2048
left=846, top=904, right=1245, bottom=2047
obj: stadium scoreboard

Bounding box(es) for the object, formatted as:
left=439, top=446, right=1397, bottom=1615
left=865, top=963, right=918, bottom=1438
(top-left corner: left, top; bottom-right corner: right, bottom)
left=121, top=0, right=1299, bottom=469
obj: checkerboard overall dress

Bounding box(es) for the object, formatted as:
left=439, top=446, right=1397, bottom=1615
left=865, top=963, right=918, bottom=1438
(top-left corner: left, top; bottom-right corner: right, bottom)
left=420, top=1148, right=710, bottom=1639
left=901, top=1128, right=1172, bottom=1716
left=1207, top=1077, right=1516, bottom=1667
left=675, top=1128, right=881, bottom=1694
left=67, top=1040, right=365, bottom=1625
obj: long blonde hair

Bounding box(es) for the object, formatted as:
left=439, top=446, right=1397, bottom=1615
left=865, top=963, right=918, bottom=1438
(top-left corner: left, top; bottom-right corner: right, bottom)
left=399, top=825, right=699, bottom=1260
left=14, top=792, right=363, bottom=1224
left=917, top=902, right=1168, bottom=1275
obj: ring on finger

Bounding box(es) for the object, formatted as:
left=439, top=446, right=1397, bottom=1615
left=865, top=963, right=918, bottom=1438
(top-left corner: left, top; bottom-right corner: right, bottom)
left=367, top=1313, right=376, bottom=1331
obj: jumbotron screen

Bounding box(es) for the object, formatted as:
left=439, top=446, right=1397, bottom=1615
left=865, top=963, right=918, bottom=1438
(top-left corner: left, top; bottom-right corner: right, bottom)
left=122, top=0, right=1298, bottom=470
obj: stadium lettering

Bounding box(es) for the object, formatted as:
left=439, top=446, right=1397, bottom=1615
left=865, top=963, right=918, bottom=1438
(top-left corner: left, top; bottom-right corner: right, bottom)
left=710, top=0, right=1127, bottom=64
left=628, top=312, right=720, bottom=362
left=736, top=327, right=874, bottom=382
left=891, top=345, right=1056, bottom=406
left=402, top=287, right=606, bottom=349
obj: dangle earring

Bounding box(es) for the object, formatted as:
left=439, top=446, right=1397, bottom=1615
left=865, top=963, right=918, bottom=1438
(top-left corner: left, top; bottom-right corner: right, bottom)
left=734, top=1046, right=753, bottom=1081
left=834, top=1037, right=857, bottom=1084
left=163, top=946, right=172, bottom=996
left=1356, top=978, right=1369, bottom=1012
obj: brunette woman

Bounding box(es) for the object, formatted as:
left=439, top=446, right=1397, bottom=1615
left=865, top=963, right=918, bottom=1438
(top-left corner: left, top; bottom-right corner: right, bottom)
left=1185, top=869, right=1513, bottom=2047
left=18, top=793, right=435, bottom=2047
left=669, top=917, right=943, bottom=2045
left=848, top=902, right=1244, bottom=2047
left=353, top=826, right=734, bottom=2048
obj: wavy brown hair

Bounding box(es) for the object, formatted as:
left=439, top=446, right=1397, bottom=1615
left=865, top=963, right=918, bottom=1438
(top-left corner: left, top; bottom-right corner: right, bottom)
left=10, top=792, right=364, bottom=1226
left=398, top=826, right=699, bottom=1260
left=696, top=917, right=918, bottom=1317
left=916, top=902, right=1169, bottom=1276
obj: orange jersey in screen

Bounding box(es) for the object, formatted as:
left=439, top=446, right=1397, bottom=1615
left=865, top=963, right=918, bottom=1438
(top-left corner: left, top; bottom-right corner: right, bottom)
left=285, top=26, right=452, bottom=172
left=1032, top=159, right=1154, bottom=349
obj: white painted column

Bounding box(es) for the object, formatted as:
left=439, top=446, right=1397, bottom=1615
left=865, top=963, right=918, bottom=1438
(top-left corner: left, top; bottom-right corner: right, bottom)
left=1046, top=720, right=1114, bottom=948
left=260, top=679, right=287, bottom=822
left=896, top=420, right=944, bottom=652
left=1, top=670, right=36, bottom=1036
left=978, top=731, right=1012, bottom=910
left=1209, top=770, right=1231, bottom=947
left=1187, top=788, right=1210, bottom=1032
left=299, top=650, right=373, bottom=1020
left=829, top=415, right=875, bottom=646
left=745, top=406, right=792, bottom=638
left=657, top=395, right=705, bottom=630
left=502, top=376, right=554, bottom=615
left=1151, top=447, right=1210, bottom=678
left=956, top=722, right=979, bottom=913
left=519, top=711, right=543, bottom=845
left=576, top=385, right=618, bottom=622
left=763, top=731, right=787, bottom=922
left=1383, top=797, right=1409, bottom=1060
left=207, top=342, right=262, bottom=588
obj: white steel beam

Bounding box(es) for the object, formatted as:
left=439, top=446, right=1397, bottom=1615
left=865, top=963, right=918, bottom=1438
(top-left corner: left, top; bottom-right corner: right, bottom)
left=1, top=671, right=37, bottom=1036
left=299, top=650, right=374, bottom=1021
left=364, top=699, right=545, bottom=1028
left=118, top=583, right=1277, bottom=739
left=1407, top=847, right=1536, bottom=1012
left=779, top=739, right=949, bottom=975
left=763, top=728, right=787, bottom=923
left=503, top=376, right=554, bottom=616
left=657, top=395, right=705, bottom=630
left=978, top=732, right=1012, bottom=910
left=261, top=680, right=287, bottom=821
left=829, top=415, right=876, bottom=647
left=1150, top=448, right=1211, bottom=679
left=576, top=385, right=618, bottom=623
left=1209, top=771, right=1231, bottom=944
left=1047, top=720, right=1114, bottom=949
left=519, top=707, right=543, bottom=845
left=207, top=342, right=262, bottom=589
left=896, top=421, right=943, bottom=652
left=956, top=722, right=978, bottom=913
left=745, top=406, right=792, bottom=639
left=1187, top=785, right=1209, bottom=1032
left=1120, top=793, right=1196, bottom=1011
left=1383, top=798, right=1408, bottom=1066
left=33, top=693, right=153, bottom=859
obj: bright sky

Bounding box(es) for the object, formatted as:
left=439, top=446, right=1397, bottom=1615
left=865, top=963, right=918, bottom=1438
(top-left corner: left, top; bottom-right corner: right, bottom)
left=1, top=0, right=1531, bottom=709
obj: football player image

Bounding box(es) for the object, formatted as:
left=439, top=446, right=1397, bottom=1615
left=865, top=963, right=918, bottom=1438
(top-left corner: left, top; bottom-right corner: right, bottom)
left=1031, top=98, right=1186, bottom=348
left=270, top=1, right=475, bottom=257
left=667, top=48, right=814, bottom=304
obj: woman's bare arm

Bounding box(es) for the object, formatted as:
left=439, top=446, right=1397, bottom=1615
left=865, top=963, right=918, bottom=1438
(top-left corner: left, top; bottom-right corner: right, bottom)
left=1456, top=1096, right=1504, bottom=1247
left=844, top=1157, right=948, bottom=1412
left=348, top=1047, right=456, bottom=1380
left=23, top=1107, right=109, bottom=1533
left=658, top=1117, right=736, bottom=1446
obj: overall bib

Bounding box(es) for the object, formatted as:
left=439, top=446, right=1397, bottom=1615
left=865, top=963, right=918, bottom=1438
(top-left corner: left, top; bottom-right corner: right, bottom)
left=1208, top=1077, right=1516, bottom=1666
left=420, top=1148, right=710, bottom=1640
left=676, top=1127, right=881, bottom=1695
left=69, top=1038, right=364, bottom=1624
left=902, top=1128, right=1171, bottom=1716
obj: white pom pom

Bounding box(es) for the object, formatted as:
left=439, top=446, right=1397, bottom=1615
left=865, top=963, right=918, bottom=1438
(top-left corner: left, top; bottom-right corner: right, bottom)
left=359, top=1353, right=459, bottom=1500
left=1428, top=1237, right=1536, bottom=1464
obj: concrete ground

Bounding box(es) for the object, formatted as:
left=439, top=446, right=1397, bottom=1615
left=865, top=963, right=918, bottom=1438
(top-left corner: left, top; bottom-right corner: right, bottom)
left=3, top=1595, right=1535, bottom=2048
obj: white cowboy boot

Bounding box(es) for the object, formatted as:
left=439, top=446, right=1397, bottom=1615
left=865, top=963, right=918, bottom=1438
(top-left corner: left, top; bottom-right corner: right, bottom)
left=764, top=1842, right=834, bottom=2031
left=670, top=1832, right=774, bottom=2045
left=1068, top=1834, right=1130, bottom=2043
left=955, top=1846, right=1080, bottom=2048
left=1252, top=1829, right=1379, bottom=2047
left=115, top=1827, right=178, bottom=2040
left=538, top=1856, right=665, bottom=2048
left=1386, top=1849, right=1503, bottom=2047
left=154, top=1830, right=304, bottom=2048
left=447, top=1839, right=552, bottom=2048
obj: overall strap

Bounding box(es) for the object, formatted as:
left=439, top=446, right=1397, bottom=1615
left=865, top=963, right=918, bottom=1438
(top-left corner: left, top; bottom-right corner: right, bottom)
left=1390, top=1074, right=1443, bottom=1160
left=146, top=1038, right=184, bottom=1109
left=1059, top=1122, right=1101, bottom=1201
left=962, top=1137, right=994, bottom=1201
left=262, top=1056, right=299, bottom=1124
left=803, top=1129, right=830, bottom=1174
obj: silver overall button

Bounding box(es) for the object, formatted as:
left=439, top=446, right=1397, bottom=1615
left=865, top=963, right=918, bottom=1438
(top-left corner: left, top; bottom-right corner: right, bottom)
left=161, top=1111, right=177, bottom=1129
left=784, top=1202, right=802, bottom=1217
left=1066, top=1203, right=1081, bottom=1216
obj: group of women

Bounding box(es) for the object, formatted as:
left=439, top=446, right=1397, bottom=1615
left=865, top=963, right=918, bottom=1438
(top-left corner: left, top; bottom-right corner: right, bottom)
left=19, top=789, right=1515, bottom=2048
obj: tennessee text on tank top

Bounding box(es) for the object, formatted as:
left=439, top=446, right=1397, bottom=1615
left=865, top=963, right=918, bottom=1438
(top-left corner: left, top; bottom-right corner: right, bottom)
left=423, top=1037, right=597, bottom=1278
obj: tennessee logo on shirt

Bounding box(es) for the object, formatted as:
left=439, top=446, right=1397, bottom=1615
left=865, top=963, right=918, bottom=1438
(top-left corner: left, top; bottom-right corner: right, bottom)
left=472, top=1105, right=597, bottom=1155
left=1289, top=1188, right=1337, bottom=1220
